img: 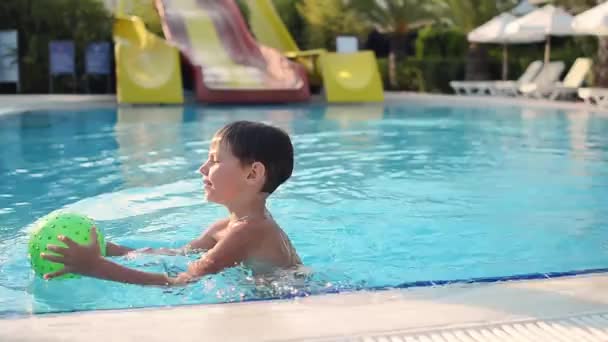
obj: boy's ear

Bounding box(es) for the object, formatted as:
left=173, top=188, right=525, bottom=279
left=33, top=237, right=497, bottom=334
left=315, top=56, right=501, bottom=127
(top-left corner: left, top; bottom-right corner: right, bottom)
left=247, top=161, right=266, bottom=183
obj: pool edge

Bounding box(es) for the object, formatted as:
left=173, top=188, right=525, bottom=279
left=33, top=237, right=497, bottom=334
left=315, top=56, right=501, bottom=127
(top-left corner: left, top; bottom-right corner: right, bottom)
left=1, top=273, right=608, bottom=341
left=2, top=92, right=608, bottom=117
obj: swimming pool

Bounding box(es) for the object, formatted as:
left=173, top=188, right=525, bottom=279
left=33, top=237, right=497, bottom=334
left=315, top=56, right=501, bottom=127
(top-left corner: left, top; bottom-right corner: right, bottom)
left=1, top=101, right=607, bottom=315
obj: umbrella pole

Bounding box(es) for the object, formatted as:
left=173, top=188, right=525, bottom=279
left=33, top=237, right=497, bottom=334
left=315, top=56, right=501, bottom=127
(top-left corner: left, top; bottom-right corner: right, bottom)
left=502, top=44, right=508, bottom=81
left=544, top=36, right=551, bottom=64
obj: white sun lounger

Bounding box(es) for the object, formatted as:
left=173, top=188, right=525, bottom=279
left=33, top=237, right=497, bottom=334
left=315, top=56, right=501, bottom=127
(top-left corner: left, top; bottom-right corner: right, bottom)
left=516, top=61, right=565, bottom=98
left=520, top=58, right=592, bottom=100
left=579, top=88, right=608, bottom=108
left=450, top=60, right=543, bottom=96
left=449, top=80, right=495, bottom=96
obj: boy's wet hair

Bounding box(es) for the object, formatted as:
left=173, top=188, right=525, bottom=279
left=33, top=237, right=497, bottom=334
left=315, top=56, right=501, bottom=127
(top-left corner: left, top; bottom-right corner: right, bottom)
left=215, top=121, right=293, bottom=194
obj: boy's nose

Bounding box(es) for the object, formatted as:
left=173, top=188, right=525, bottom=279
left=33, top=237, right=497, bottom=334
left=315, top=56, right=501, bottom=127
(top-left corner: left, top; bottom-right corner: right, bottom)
left=198, top=163, right=208, bottom=176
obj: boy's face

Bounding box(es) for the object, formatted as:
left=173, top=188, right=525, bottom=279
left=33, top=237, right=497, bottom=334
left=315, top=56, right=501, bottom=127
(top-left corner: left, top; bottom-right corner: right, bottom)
left=198, top=136, right=250, bottom=205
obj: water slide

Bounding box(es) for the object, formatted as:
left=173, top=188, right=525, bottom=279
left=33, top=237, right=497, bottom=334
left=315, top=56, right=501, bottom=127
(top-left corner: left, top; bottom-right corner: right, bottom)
left=113, top=0, right=310, bottom=104
left=247, top=0, right=384, bottom=103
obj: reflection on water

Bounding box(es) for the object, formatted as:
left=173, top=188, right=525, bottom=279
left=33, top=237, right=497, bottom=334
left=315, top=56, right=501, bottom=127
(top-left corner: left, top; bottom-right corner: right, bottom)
left=324, top=104, right=384, bottom=125
left=567, top=110, right=594, bottom=162
left=264, top=109, right=298, bottom=135
left=115, top=106, right=185, bottom=187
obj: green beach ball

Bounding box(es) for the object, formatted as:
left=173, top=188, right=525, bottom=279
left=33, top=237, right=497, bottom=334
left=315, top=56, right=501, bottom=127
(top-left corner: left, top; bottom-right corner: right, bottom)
left=27, top=211, right=106, bottom=279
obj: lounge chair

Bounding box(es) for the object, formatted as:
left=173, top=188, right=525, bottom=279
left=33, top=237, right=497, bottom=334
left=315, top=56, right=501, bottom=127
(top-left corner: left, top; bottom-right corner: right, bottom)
left=449, top=80, right=494, bottom=96
left=520, top=58, right=592, bottom=100
left=579, top=88, right=608, bottom=108
left=450, top=60, right=543, bottom=96
left=516, top=61, right=566, bottom=98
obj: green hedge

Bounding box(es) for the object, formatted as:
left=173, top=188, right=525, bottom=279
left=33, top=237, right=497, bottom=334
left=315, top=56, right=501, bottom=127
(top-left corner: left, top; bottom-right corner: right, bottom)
left=377, top=58, right=467, bottom=93
left=0, top=0, right=112, bottom=93
left=413, top=27, right=599, bottom=90
left=481, top=36, right=597, bottom=83
left=415, top=26, right=467, bottom=59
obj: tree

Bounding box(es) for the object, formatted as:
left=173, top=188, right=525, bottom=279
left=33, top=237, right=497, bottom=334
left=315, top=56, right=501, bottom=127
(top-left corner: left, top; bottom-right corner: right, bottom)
left=552, top=0, right=599, bottom=12
left=235, top=0, right=250, bottom=25
left=347, top=0, right=438, bottom=89
left=296, top=0, right=369, bottom=51
left=116, top=0, right=163, bottom=35
left=436, top=0, right=517, bottom=33
left=273, top=0, right=306, bottom=49
left=553, top=0, right=608, bottom=87
left=435, top=0, right=517, bottom=80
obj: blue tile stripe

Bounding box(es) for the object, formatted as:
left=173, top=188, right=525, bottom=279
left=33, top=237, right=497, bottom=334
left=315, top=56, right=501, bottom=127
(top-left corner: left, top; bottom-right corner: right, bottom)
left=248, top=267, right=608, bottom=301
left=3, top=267, right=608, bottom=317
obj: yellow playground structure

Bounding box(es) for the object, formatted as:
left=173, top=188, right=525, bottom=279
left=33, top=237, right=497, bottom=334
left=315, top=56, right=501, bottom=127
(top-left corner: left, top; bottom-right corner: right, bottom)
left=247, top=0, right=384, bottom=103
left=112, top=0, right=384, bottom=104
left=113, top=16, right=184, bottom=104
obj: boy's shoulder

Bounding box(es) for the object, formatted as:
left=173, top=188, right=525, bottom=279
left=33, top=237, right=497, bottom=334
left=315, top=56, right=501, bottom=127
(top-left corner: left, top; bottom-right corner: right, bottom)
left=212, top=218, right=231, bottom=227
left=224, top=217, right=275, bottom=240
left=208, top=217, right=275, bottom=241
left=206, top=217, right=263, bottom=236
left=206, top=218, right=230, bottom=234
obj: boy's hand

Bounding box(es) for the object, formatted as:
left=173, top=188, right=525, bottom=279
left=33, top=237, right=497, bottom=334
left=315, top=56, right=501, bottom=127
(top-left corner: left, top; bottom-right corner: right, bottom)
left=40, top=227, right=103, bottom=280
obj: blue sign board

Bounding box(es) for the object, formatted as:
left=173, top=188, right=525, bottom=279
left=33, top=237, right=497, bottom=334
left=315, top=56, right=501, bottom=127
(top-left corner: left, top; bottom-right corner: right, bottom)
left=49, top=41, right=75, bottom=75
left=0, top=30, right=19, bottom=84
left=85, top=42, right=111, bottom=75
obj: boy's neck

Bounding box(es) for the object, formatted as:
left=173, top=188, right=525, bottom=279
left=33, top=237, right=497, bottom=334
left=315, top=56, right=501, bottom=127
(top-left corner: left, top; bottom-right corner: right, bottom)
left=227, top=193, right=268, bottom=222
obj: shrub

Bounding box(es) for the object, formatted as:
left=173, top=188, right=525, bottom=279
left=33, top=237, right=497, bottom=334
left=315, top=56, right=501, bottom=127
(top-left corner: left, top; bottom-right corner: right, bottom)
left=415, top=26, right=467, bottom=59
left=0, top=0, right=112, bottom=93
left=378, top=57, right=465, bottom=93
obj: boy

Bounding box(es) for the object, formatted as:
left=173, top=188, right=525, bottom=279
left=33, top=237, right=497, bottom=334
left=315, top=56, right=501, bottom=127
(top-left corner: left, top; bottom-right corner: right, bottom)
left=41, top=121, right=302, bottom=286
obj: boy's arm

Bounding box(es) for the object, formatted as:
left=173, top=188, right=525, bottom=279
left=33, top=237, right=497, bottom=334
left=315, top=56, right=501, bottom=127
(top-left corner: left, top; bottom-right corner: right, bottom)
left=41, top=221, right=250, bottom=286
left=106, top=242, right=134, bottom=256
left=104, top=219, right=229, bottom=257
left=185, top=221, right=254, bottom=278
left=77, top=258, right=174, bottom=286
left=83, top=222, right=254, bottom=285
left=42, top=228, right=184, bottom=286
left=183, top=218, right=229, bottom=252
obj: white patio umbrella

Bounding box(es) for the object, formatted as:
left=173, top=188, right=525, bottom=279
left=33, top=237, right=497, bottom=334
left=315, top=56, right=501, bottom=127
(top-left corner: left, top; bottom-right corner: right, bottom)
left=506, top=5, right=576, bottom=64
left=468, top=13, right=544, bottom=80
left=572, top=1, right=608, bottom=36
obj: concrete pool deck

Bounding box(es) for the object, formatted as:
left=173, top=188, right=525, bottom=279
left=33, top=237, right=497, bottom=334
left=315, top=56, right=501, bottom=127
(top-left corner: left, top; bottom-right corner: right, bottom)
left=1, top=274, right=608, bottom=341
left=2, top=92, right=608, bottom=341
left=1, top=92, right=608, bottom=116
left=0, top=95, right=116, bottom=116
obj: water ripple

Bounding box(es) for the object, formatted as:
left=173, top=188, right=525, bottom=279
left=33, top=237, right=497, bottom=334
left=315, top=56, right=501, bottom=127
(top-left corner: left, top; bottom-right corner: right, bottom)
left=0, top=104, right=607, bottom=314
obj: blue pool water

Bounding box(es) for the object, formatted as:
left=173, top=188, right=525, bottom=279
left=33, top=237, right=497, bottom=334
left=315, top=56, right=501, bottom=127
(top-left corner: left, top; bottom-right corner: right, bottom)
left=1, top=102, right=608, bottom=315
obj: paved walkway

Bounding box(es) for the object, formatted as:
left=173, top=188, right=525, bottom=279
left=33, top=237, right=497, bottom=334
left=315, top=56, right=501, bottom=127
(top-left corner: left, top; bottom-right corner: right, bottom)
left=0, top=95, right=116, bottom=116
left=1, top=274, right=608, bottom=341
left=1, top=92, right=607, bottom=116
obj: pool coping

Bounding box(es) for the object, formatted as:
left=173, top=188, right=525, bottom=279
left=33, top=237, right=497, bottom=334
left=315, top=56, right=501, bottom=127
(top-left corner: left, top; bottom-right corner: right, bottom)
left=0, top=95, right=117, bottom=116
left=2, top=266, right=608, bottom=318
left=1, top=273, right=608, bottom=341
left=1, top=92, right=608, bottom=117
left=2, top=92, right=608, bottom=340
